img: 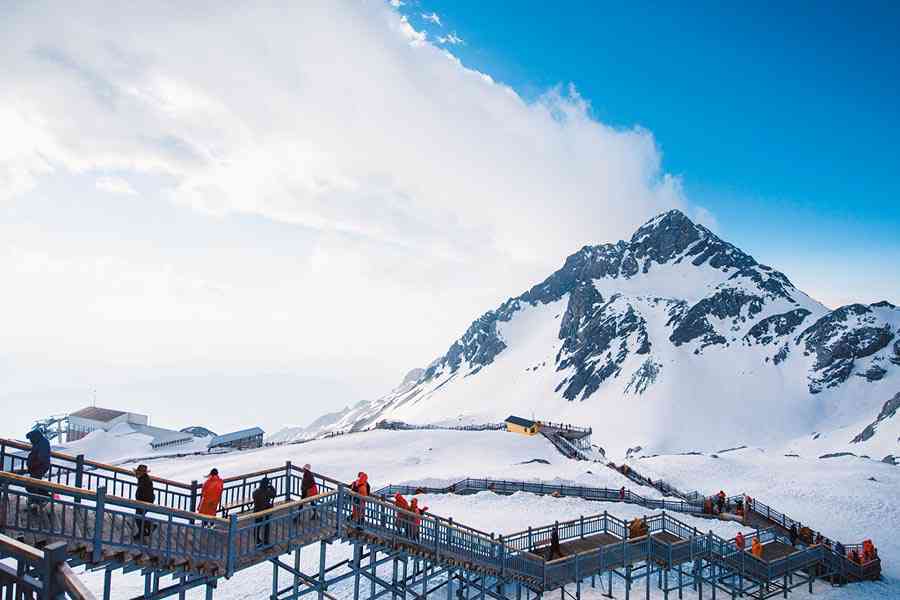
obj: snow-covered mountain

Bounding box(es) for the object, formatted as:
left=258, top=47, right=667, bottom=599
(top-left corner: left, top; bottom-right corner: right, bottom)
left=277, top=210, right=899, bottom=456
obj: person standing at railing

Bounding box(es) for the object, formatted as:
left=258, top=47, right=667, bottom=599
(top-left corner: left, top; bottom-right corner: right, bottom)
left=549, top=525, right=564, bottom=559
left=716, top=490, right=726, bottom=514
left=619, top=486, right=625, bottom=501
left=751, top=537, right=763, bottom=559
left=350, top=472, right=370, bottom=525
left=789, top=524, right=799, bottom=548
left=394, top=493, right=411, bottom=536
left=23, top=429, right=53, bottom=510
left=409, top=497, right=428, bottom=539
left=253, top=476, right=276, bottom=546
left=133, top=464, right=156, bottom=540
left=300, top=464, right=320, bottom=521
left=198, top=468, right=224, bottom=524
left=25, top=430, right=51, bottom=480
left=735, top=531, right=746, bottom=552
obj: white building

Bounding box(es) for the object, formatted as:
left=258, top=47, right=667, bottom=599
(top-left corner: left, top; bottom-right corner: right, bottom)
left=66, top=407, right=149, bottom=441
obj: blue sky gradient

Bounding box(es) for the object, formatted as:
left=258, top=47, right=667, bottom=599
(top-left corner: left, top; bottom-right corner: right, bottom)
left=408, top=1, right=900, bottom=305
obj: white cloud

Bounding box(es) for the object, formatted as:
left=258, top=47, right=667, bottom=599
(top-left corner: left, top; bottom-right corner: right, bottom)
left=437, top=32, right=464, bottom=46
left=0, top=0, right=691, bottom=430
left=421, top=12, right=442, bottom=26
left=95, top=176, right=137, bottom=196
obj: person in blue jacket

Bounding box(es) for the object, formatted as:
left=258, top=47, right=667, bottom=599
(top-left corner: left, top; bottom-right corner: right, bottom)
left=25, top=429, right=51, bottom=479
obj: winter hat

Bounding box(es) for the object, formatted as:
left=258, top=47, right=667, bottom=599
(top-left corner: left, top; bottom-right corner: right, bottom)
left=303, top=463, right=311, bottom=470
left=135, top=464, right=149, bottom=474
left=208, top=468, right=219, bottom=476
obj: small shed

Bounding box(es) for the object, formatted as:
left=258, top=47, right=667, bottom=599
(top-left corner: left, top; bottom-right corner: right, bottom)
left=208, top=427, right=265, bottom=451
left=505, top=416, right=540, bottom=436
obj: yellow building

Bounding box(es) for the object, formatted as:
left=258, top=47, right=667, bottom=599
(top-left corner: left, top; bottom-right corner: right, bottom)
left=505, top=415, right=540, bottom=436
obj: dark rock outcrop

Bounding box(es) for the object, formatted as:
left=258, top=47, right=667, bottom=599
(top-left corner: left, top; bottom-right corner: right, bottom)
left=851, top=392, right=900, bottom=443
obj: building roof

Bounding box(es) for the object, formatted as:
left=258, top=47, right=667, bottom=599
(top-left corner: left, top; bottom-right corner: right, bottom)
left=209, top=427, right=265, bottom=447
left=130, top=424, right=194, bottom=448
left=69, top=406, right=128, bottom=423
left=505, top=415, right=536, bottom=428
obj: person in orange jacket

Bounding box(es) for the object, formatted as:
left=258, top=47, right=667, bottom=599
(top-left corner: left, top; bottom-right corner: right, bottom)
left=751, top=537, right=763, bottom=559
left=350, top=472, right=370, bottom=524
left=198, top=468, right=224, bottom=522
left=735, top=531, right=746, bottom=552
left=409, top=497, right=428, bottom=539
left=394, top=493, right=410, bottom=536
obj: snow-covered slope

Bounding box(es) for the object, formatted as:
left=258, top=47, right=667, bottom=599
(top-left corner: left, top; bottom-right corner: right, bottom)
left=277, top=210, right=899, bottom=458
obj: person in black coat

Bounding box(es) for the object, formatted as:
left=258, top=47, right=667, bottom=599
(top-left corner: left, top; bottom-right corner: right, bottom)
left=133, top=465, right=156, bottom=540
left=25, top=430, right=51, bottom=479
left=789, top=524, right=799, bottom=548
left=253, top=477, right=276, bottom=545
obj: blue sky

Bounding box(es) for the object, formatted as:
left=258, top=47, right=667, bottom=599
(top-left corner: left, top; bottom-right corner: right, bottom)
left=407, top=1, right=900, bottom=306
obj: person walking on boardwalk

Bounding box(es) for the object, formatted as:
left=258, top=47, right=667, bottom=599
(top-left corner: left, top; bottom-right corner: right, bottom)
left=619, top=486, right=625, bottom=500
left=350, top=472, right=370, bottom=525
left=301, top=464, right=319, bottom=520
left=789, top=524, right=799, bottom=548
left=253, top=476, right=276, bottom=546
left=751, top=537, right=763, bottom=559
left=549, top=525, right=564, bottom=559
left=198, top=468, right=224, bottom=522
left=133, top=464, right=156, bottom=540
left=394, top=493, right=411, bottom=536
left=25, top=429, right=51, bottom=480
left=735, top=531, right=746, bottom=552
left=716, top=490, right=726, bottom=513
left=409, top=497, right=428, bottom=539
left=23, top=429, right=53, bottom=510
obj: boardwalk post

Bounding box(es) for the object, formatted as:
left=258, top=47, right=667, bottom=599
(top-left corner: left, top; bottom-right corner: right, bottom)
left=337, top=488, right=345, bottom=537
left=575, top=553, right=581, bottom=600
left=499, top=535, right=506, bottom=577
left=92, top=485, right=106, bottom=564
left=318, top=540, right=327, bottom=600
left=226, top=514, right=238, bottom=577
left=295, top=546, right=303, bottom=600
left=580, top=515, right=585, bottom=539
left=352, top=543, right=362, bottom=600
left=190, top=480, right=199, bottom=514
left=42, top=542, right=66, bottom=599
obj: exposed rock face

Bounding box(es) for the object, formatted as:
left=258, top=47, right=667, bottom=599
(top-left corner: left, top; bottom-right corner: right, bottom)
left=745, top=309, right=812, bottom=346
left=798, top=305, right=896, bottom=393
left=851, top=392, right=900, bottom=443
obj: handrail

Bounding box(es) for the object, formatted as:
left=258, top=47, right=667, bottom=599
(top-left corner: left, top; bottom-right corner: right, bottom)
left=0, top=534, right=97, bottom=600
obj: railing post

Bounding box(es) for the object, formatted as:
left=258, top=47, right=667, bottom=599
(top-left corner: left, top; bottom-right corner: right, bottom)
left=528, top=526, right=533, bottom=551
left=580, top=515, right=585, bottom=539
left=92, top=486, right=107, bottom=564
left=190, top=480, right=199, bottom=512
left=336, top=487, right=345, bottom=537
left=499, top=535, right=506, bottom=576
left=285, top=461, right=293, bottom=501
left=0, top=440, right=7, bottom=472
left=42, top=541, right=67, bottom=600
left=226, top=514, right=238, bottom=577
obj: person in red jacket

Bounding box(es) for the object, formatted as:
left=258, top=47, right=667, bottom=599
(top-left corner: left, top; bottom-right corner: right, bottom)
left=198, top=468, right=224, bottom=523
left=409, top=497, right=428, bottom=539
left=350, top=472, right=370, bottom=524
left=735, top=531, right=746, bottom=552
left=619, top=486, right=625, bottom=500
left=394, top=493, right=410, bottom=536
